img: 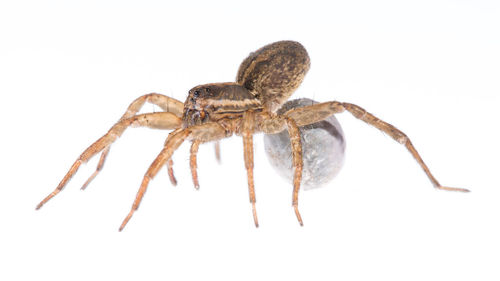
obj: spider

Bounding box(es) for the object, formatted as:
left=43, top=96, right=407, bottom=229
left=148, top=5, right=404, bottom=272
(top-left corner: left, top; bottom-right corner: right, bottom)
left=36, top=40, right=469, bottom=231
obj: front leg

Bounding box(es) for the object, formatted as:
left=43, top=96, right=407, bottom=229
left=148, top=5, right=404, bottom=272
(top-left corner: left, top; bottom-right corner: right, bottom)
left=190, top=140, right=201, bottom=189
left=84, top=93, right=185, bottom=189
left=36, top=112, right=182, bottom=210
left=119, top=122, right=228, bottom=231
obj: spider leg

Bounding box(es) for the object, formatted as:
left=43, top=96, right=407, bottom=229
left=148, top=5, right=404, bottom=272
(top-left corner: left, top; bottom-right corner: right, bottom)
left=189, top=140, right=221, bottom=189
left=214, top=141, right=221, bottom=163
left=341, top=102, right=469, bottom=192
left=80, top=146, right=110, bottom=190
left=119, top=122, right=228, bottom=231
left=162, top=129, right=183, bottom=186
left=122, top=93, right=184, bottom=120
left=242, top=111, right=259, bottom=227
left=282, top=101, right=345, bottom=126
left=276, top=101, right=468, bottom=192
left=83, top=93, right=184, bottom=189
left=284, top=117, right=304, bottom=226
left=166, top=159, right=177, bottom=186
left=258, top=114, right=304, bottom=225
left=190, top=140, right=201, bottom=189
left=36, top=112, right=182, bottom=210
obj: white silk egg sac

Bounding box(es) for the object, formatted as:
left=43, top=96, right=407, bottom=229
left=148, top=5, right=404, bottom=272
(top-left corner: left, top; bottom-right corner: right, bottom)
left=264, top=98, right=346, bottom=190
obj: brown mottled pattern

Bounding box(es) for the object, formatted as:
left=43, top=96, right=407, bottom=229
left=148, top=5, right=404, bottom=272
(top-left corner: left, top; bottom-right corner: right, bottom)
left=237, top=41, right=310, bottom=112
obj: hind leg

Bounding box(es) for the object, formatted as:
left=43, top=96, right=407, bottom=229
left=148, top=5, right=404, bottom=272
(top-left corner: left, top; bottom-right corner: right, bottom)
left=242, top=111, right=259, bottom=227
left=270, top=101, right=468, bottom=192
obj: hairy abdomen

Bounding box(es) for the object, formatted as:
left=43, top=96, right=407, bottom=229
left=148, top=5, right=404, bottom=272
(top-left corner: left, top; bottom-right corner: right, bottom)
left=236, top=41, right=311, bottom=113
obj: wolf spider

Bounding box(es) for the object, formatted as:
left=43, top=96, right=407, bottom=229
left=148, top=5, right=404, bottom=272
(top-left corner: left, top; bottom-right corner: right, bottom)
left=36, top=41, right=469, bottom=231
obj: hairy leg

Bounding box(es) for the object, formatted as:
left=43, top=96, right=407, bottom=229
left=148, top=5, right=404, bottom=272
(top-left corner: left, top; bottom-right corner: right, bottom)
left=119, top=122, right=228, bottom=231
left=259, top=114, right=304, bottom=225
left=242, top=111, right=259, bottom=227
left=82, top=94, right=185, bottom=188
left=284, top=117, right=304, bottom=226
left=162, top=130, right=183, bottom=186
left=190, top=140, right=201, bottom=189
left=341, top=102, right=468, bottom=192
left=36, top=112, right=182, bottom=210
left=261, top=101, right=468, bottom=192
left=80, top=146, right=110, bottom=190
left=188, top=142, right=221, bottom=190
left=121, top=93, right=184, bottom=120
left=166, top=159, right=177, bottom=186
left=214, top=141, right=221, bottom=163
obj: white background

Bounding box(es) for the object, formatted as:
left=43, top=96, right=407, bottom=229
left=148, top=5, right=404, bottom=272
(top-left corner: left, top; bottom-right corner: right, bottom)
left=1, top=0, right=499, bottom=280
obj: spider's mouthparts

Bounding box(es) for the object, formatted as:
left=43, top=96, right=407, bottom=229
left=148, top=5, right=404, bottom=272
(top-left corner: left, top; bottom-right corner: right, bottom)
left=183, top=108, right=207, bottom=127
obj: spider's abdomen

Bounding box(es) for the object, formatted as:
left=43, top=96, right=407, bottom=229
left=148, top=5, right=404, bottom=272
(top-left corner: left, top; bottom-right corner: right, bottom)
left=183, top=82, right=262, bottom=128
left=237, top=41, right=311, bottom=113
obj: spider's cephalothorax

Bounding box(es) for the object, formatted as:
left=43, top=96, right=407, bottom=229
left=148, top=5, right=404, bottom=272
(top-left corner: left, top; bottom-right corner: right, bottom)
left=37, top=40, right=468, bottom=231
left=182, top=83, right=262, bottom=128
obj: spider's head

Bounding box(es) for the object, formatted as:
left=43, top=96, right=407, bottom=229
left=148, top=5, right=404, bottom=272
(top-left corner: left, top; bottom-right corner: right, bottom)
left=183, top=84, right=218, bottom=127
left=183, top=82, right=262, bottom=128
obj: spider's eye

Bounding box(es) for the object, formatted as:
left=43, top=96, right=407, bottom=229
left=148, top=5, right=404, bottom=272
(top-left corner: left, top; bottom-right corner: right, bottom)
left=205, top=87, right=210, bottom=93
left=193, top=90, right=200, bottom=97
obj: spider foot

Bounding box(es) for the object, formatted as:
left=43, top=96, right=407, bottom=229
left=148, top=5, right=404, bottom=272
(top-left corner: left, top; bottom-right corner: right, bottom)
left=36, top=192, right=56, bottom=210
left=81, top=147, right=110, bottom=191
left=252, top=202, right=259, bottom=227
left=436, top=185, right=470, bottom=192
left=81, top=172, right=98, bottom=190
left=167, top=169, right=178, bottom=186
left=215, top=141, right=221, bottom=164
left=119, top=209, right=135, bottom=232
left=294, top=204, right=304, bottom=226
